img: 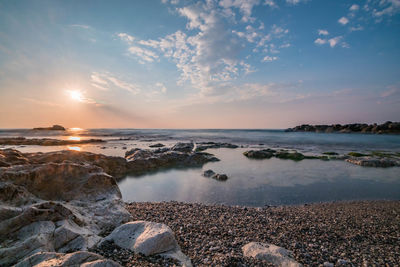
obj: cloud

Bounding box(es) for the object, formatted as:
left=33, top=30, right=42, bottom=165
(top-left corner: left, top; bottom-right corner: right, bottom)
left=219, top=0, right=261, bottom=22
left=314, top=38, right=327, bottom=45
left=263, top=56, right=278, bottom=62
left=314, top=36, right=344, bottom=48
left=286, top=0, right=307, bottom=5
left=349, top=4, right=359, bottom=11
left=117, top=33, right=134, bottom=43
left=155, top=82, right=167, bottom=93
left=372, top=0, right=400, bottom=17
left=264, top=0, right=278, bottom=8
left=127, top=45, right=159, bottom=62
left=90, top=72, right=140, bottom=94
left=338, top=17, right=349, bottom=25
left=70, top=24, right=91, bottom=30
left=22, top=98, right=62, bottom=107
left=318, top=29, right=329, bottom=36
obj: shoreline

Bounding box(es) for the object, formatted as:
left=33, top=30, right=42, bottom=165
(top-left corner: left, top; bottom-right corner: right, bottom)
left=100, top=200, right=400, bottom=266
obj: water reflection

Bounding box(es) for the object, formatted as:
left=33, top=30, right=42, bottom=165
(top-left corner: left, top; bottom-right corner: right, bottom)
left=68, top=146, right=81, bottom=151
left=118, top=148, right=400, bottom=206
left=68, top=136, right=81, bottom=141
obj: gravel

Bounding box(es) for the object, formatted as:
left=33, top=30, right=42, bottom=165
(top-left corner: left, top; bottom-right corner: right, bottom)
left=97, top=200, right=400, bottom=266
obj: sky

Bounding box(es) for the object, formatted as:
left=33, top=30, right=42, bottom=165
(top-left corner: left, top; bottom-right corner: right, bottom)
left=0, top=0, right=399, bottom=129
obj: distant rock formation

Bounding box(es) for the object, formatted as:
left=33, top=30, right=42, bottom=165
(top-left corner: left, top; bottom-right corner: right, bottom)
left=285, top=121, right=400, bottom=134
left=33, top=125, right=66, bottom=130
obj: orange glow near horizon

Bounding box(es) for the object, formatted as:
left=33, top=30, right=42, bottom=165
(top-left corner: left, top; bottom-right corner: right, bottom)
left=68, top=146, right=81, bottom=151
left=69, top=127, right=83, bottom=131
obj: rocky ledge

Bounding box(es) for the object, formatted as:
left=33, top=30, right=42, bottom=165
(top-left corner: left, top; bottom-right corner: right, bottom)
left=285, top=121, right=400, bottom=134
left=243, top=148, right=400, bottom=167
left=0, top=147, right=198, bottom=266
left=0, top=137, right=105, bottom=146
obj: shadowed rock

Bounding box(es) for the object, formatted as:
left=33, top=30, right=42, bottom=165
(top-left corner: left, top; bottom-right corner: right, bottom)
left=195, top=142, right=238, bottom=151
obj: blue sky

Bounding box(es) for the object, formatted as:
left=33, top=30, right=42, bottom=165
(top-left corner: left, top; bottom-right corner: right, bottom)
left=0, top=0, right=399, bottom=128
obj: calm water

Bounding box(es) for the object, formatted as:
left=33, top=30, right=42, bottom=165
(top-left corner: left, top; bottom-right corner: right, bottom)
left=1, top=128, right=400, bottom=206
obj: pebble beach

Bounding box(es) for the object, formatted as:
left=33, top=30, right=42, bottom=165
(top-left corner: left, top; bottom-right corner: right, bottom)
left=92, top=200, right=400, bottom=266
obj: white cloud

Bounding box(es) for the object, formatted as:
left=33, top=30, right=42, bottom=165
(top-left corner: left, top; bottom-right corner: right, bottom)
left=314, top=38, right=327, bottom=45
left=318, top=29, right=329, bottom=36
left=338, top=17, right=349, bottom=25
left=349, top=4, right=359, bottom=11
left=127, top=45, right=159, bottom=62
left=262, top=55, right=278, bottom=62
left=117, top=33, right=134, bottom=43
left=328, top=36, right=343, bottom=47
left=155, top=82, right=167, bottom=93
left=90, top=72, right=140, bottom=94
left=373, top=0, right=400, bottom=17
left=219, top=0, right=260, bottom=22
left=264, top=0, right=278, bottom=8
left=350, top=25, right=364, bottom=31
left=286, top=0, right=307, bottom=5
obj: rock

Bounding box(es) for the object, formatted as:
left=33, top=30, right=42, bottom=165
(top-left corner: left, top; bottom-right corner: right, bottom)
left=195, top=142, right=238, bottom=151
left=345, top=158, right=398, bottom=167
left=33, top=124, right=66, bottom=131
left=0, top=137, right=105, bottom=146
left=0, top=148, right=30, bottom=166
left=212, top=174, right=228, bottom=181
left=25, top=150, right=128, bottom=178
left=105, top=221, right=178, bottom=256
left=104, top=221, right=192, bottom=266
left=242, top=242, right=302, bottom=267
left=243, top=149, right=275, bottom=159
left=14, top=251, right=121, bottom=267
left=125, top=146, right=219, bottom=174
left=171, top=142, right=194, bottom=153
left=149, top=143, right=165, bottom=148
left=203, top=169, right=216, bottom=177
left=323, top=262, right=334, bottom=267
left=285, top=122, right=400, bottom=134
left=0, top=151, right=131, bottom=266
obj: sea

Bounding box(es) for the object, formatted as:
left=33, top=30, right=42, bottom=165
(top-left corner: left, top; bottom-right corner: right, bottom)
left=1, top=128, right=400, bottom=206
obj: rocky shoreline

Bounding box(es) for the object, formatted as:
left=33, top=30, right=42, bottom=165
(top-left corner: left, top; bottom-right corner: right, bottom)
left=1, top=144, right=399, bottom=266
left=285, top=121, right=400, bottom=134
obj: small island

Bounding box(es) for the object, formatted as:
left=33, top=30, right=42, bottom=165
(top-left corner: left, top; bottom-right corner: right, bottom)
left=285, top=121, right=400, bottom=134
left=32, top=124, right=66, bottom=131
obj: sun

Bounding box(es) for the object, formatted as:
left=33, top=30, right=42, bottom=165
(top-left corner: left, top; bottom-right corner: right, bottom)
left=67, top=90, right=84, bottom=102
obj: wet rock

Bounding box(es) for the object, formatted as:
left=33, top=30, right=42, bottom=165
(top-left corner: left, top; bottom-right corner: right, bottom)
left=203, top=169, right=216, bottom=177
left=15, top=251, right=121, bottom=267
left=125, top=146, right=219, bottom=174
left=275, top=151, right=306, bottom=161
left=242, top=242, right=302, bottom=266
left=243, top=149, right=275, bottom=159
left=345, top=158, right=398, bottom=168
left=149, top=143, right=165, bottom=148
left=212, top=174, right=228, bottom=181
left=171, top=142, right=194, bottom=153
left=0, top=148, right=30, bottom=166
left=195, top=142, right=238, bottom=151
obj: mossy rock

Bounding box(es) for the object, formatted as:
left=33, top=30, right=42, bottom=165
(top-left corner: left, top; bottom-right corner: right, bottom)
left=322, top=152, right=339, bottom=155
left=348, top=152, right=368, bottom=157
left=243, top=149, right=274, bottom=159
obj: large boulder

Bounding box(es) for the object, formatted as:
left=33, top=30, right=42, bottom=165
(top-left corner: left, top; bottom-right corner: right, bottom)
left=104, top=221, right=192, bottom=266
left=242, top=242, right=302, bottom=267
left=171, top=142, right=194, bottom=153
left=15, top=251, right=121, bottom=267
left=345, top=158, right=399, bottom=167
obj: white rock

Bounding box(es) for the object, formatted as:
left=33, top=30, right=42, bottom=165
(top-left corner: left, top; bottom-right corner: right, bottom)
left=105, top=221, right=178, bottom=256
left=242, top=242, right=302, bottom=267
left=14, top=251, right=121, bottom=267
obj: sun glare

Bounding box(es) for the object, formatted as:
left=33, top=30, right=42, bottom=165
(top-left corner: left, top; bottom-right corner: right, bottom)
left=68, top=136, right=81, bottom=141
left=70, top=127, right=83, bottom=131
left=67, top=90, right=84, bottom=102
left=68, top=146, right=81, bottom=151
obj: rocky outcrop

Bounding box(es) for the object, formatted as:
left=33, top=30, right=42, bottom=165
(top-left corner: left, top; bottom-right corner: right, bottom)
left=104, top=221, right=192, bottom=266
left=125, top=144, right=219, bottom=174
left=15, top=251, right=121, bottom=267
left=195, top=142, right=238, bottom=151
left=149, top=143, right=165, bottom=148
left=0, top=150, right=131, bottom=266
left=242, top=242, right=302, bottom=267
left=243, top=149, right=276, bottom=159
left=285, top=121, right=400, bottom=134
left=0, top=137, right=105, bottom=146
left=33, top=124, right=66, bottom=131
left=243, top=149, right=318, bottom=161
left=346, top=158, right=399, bottom=168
